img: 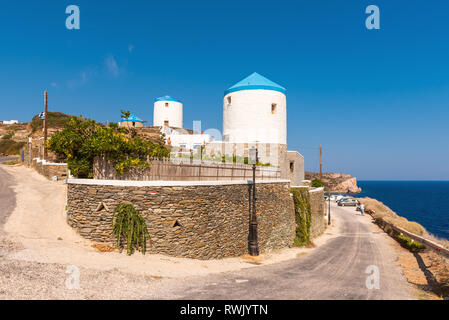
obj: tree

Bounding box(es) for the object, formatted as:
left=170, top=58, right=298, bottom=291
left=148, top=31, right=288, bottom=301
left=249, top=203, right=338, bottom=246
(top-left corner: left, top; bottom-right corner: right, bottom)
left=311, top=178, right=325, bottom=188
left=46, top=116, right=169, bottom=178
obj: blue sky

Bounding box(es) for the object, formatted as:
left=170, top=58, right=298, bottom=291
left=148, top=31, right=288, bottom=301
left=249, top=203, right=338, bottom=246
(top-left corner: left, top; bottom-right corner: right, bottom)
left=1, top=1, right=448, bottom=180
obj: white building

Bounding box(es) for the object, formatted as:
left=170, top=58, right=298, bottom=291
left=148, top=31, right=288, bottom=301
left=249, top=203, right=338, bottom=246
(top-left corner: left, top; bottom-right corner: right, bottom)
left=153, top=95, right=183, bottom=128
left=161, top=126, right=212, bottom=151
left=1, top=120, right=19, bottom=125
left=223, top=72, right=286, bottom=145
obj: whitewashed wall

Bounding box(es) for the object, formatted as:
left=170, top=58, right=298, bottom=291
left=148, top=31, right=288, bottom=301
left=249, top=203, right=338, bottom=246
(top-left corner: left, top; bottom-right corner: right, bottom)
left=153, top=100, right=183, bottom=128
left=223, top=89, right=286, bottom=144
left=168, top=133, right=212, bottom=150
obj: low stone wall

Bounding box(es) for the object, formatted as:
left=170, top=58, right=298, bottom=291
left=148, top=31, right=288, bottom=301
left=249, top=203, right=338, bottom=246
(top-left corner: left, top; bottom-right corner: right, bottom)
left=67, top=179, right=295, bottom=259
left=32, top=158, right=68, bottom=181
left=309, top=187, right=326, bottom=238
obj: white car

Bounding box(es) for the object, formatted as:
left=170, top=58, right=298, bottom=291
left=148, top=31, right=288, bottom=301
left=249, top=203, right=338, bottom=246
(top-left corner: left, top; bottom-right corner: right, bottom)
left=330, top=195, right=345, bottom=202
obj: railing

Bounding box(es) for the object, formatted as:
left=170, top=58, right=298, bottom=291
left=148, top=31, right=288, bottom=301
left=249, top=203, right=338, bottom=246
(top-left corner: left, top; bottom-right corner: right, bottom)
left=371, top=214, right=449, bottom=259
left=93, top=156, right=281, bottom=181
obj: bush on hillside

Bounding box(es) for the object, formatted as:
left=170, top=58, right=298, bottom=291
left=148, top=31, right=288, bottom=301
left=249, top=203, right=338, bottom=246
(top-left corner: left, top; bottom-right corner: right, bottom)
left=2, top=132, right=14, bottom=140
left=0, top=139, right=25, bottom=155
left=31, top=112, right=73, bottom=132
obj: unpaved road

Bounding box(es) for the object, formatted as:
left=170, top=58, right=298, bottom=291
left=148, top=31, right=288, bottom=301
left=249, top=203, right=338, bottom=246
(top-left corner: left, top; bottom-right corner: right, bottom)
left=151, top=203, right=414, bottom=299
left=0, top=165, right=415, bottom=299
left=0, top=167, right=15, bottom=226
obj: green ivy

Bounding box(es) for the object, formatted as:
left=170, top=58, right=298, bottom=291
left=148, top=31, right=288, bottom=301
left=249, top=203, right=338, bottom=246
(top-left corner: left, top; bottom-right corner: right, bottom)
left=291, top=188, right=312, bottom=246
left=112, top=203, right=150, bottom=255
left=46, top=116, right=170, bottom=178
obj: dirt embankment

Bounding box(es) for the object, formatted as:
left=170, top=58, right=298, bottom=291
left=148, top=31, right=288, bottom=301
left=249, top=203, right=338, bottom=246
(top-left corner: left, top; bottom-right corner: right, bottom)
left=305, top=172, right=361, bottom=193
left=0, top=112, right=73, bottom=156
left=359, top=197, right=449, bottom=298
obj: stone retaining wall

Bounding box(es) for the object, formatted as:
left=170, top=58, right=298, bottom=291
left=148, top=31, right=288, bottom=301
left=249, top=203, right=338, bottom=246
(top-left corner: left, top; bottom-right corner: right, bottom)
left=67, top=180, right=295, bottom=259
left=309, top=187, right=326, bottom=238
left=32, top=158, right=68, bottom=181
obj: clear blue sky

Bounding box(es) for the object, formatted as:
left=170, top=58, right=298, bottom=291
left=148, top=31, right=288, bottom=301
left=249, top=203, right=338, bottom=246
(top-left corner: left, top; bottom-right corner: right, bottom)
left=1, top=1, right=448, bottom=180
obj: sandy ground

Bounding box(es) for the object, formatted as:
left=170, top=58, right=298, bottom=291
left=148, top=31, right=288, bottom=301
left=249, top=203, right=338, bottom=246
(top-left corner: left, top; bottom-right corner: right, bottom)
left=1, top=164, right=437, bottom=300
left=1, top=165, right=336, bottom=279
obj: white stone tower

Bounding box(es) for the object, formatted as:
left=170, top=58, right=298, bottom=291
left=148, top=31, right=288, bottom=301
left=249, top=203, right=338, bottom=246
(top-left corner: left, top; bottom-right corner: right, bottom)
left=153, top=95, right=183, bottom=128
left=223, top=72, right=286, bottom=145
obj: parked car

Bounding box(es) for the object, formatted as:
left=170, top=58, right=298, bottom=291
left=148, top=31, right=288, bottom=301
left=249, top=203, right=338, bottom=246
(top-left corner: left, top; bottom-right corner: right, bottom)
left=331, top=195, right=345, bottom=202
left=338, top=198, right=359, bottom=207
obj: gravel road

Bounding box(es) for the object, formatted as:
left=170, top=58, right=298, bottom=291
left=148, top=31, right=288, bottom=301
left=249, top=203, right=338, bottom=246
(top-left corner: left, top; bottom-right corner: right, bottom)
left=0, top=166, right=414, bottom=299
left=149, top=203, right=414, bottom=299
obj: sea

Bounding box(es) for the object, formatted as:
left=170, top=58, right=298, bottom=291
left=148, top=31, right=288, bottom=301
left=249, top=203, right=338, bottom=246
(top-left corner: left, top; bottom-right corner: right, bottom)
left=355, top=181, right=449, bottom=240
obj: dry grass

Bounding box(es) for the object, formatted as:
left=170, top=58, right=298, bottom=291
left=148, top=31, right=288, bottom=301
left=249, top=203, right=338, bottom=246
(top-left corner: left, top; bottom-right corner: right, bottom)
left=1, top=160, right=20, bottom=166
left=427, top=234, right=449, bottom=250
left=358, top=197, right=427, bottom=235
left=296, top=252, right=309, bottom=258
left=359, top=197, right=449, bottom=251
left=92, top=243, right=116, bottom=252
left=241, top=254, right=263, bottom=265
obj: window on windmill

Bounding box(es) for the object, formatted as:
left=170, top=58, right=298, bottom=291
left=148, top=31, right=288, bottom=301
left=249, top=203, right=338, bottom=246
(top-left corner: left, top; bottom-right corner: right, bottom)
left=290, top=161, right=294, bottom=172
left=132, top=121, right=135, bottom=127
left=271, top=103, right=277, bottom=114
left=165, top=102, right=169, bottom=107
left=227, top=96, right=231, bottom=105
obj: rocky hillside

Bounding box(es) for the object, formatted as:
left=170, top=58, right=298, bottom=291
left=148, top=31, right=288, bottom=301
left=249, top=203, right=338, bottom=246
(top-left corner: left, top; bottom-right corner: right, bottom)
left=305, top=172, right=362, bottom=193
left=0, top=112, right=74, bottom=156
left=0, top=112, right=170, bottom=156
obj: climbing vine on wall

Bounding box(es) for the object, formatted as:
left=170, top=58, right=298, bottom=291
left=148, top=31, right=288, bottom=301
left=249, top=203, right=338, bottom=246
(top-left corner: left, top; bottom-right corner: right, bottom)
left=112, top=203, right=150, bottom=255
left=291, top=188, right=312, bottom=246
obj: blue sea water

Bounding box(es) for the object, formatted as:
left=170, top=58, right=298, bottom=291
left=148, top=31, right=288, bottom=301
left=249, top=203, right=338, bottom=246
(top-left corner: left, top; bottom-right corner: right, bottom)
left=356, top=181, right=449, bottom=240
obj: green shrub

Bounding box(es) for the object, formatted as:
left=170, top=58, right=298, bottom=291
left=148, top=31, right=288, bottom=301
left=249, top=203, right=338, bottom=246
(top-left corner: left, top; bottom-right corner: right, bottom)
left=396, top=234, right=425, bottom=252
left=0, top=139, right=25, bottom=155
left=112, top=203, right=150, bottom=255
left=291, top=188, right=312, bottom=246
left=46, top=116, right=170, bottom=178
left=311, top=179, right=325, bottom=188
left=2, top=132, right=14, bottom=140
left=31, top=111, right=72, bottom=132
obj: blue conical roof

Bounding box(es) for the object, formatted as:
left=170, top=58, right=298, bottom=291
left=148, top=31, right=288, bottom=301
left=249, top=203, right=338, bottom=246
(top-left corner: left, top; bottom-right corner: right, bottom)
left=120, top=113, right=144, bottom=123
left=154, top=95, right=182, bottom=103
left=224, top=72, right=286, bottom=95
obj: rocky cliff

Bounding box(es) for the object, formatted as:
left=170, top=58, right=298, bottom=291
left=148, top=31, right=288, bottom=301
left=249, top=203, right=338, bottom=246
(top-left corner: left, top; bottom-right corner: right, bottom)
left=305, top=172, right=362, bottom=193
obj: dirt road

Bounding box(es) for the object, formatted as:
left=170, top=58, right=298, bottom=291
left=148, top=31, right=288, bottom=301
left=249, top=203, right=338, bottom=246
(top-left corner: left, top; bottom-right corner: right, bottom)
left=152, top=203, right=414, bottom=299
left=0, top=165, right=415, bottom=299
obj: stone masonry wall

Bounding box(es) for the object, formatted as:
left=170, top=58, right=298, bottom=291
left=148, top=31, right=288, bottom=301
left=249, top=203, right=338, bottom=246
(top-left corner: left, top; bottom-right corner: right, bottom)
left=309, top=188, right=326, bottom=239
left=32, top=158, right=68, bottom=181
left=67, top=181, right=295, bottom=260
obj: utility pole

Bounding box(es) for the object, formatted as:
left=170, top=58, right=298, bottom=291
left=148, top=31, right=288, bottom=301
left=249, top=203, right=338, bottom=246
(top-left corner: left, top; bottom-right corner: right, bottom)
left=43, top=90, right=48, bottom=160
left=320, top=145, right=323, bottom=180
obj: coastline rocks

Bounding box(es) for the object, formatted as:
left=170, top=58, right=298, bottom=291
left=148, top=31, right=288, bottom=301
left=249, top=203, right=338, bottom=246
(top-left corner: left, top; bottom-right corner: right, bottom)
left=305, top=172, right=362, bottom=193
